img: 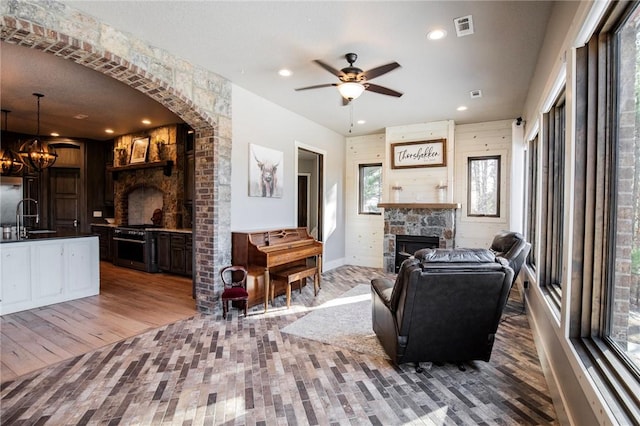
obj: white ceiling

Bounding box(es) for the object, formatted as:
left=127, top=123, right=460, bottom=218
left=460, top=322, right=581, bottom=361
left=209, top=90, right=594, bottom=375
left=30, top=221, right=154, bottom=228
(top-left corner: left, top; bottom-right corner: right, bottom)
left=1, top=1, right=553, bottom=139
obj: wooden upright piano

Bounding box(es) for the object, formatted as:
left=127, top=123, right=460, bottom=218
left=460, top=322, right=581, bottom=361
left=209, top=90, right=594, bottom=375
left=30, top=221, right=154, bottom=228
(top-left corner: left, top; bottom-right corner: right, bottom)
left=232, top=227, right=323, bottom=311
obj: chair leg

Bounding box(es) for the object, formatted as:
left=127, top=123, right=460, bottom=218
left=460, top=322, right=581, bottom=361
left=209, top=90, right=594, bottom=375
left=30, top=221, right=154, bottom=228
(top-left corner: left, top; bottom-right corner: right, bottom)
left=222, top=300, right=228, bottom=319
left=243, top=300, right=248, bottom=317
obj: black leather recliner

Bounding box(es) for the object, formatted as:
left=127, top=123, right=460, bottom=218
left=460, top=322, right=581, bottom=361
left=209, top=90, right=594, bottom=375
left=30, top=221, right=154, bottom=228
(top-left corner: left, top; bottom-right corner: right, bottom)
left=489, top=230, right=531, bottom=286
left=371, top=248, right=514, bottom=367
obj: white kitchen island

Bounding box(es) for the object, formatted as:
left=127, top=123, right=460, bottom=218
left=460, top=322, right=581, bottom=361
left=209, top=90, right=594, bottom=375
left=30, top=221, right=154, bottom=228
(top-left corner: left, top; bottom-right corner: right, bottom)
left=0, top=234, right=100, bottom=315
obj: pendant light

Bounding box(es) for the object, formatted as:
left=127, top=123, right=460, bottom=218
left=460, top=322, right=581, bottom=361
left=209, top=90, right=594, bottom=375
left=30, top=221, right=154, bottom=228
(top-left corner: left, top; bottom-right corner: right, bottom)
left=0, top=109, right=25, bottom=175
left=19, top=93, right=57, bottom=171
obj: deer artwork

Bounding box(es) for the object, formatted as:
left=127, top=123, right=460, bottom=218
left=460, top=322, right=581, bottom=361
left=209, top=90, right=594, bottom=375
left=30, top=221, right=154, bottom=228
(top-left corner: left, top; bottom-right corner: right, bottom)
left=253, top=152, right=279, bottom=197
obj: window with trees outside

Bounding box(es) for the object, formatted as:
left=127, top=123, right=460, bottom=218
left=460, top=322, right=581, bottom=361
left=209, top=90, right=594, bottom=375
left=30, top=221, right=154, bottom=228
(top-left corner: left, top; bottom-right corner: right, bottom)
left=609, top=1, right=640, bottom=377
left=358, top=163, right=382, bottom=215
left=540, top=93, right=565, bottom=309
left=467, top=155, right=500, bottom=217
left=572, top=3, right=640, bottom=421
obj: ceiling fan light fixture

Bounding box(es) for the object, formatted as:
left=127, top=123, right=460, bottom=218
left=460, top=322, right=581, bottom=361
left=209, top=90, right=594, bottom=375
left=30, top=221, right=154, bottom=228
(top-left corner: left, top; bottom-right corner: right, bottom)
left=338, top=82, right=365, bottom=100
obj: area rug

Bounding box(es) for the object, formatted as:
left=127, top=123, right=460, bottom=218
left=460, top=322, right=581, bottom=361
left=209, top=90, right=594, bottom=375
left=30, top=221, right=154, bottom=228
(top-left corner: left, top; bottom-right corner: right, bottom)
left=281, top=284, right=389, bottom=359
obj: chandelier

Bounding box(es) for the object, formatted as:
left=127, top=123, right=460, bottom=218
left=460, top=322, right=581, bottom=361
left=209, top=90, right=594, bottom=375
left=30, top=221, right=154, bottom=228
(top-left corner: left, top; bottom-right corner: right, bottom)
left=19, top=93, right=58, bottom=171
left=0, top=109, right=25, bottom=175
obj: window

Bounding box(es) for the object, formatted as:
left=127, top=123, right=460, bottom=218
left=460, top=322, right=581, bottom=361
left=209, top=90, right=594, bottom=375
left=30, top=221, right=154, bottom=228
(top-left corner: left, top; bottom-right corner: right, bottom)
left=539, top=93, right=566, bottom=308
left=358, top=163, right=382, bottom=215
left=525, top=136, right=539, bottom=269
left=609, top=3, right=640, bottom=373
left=467, top=155, right=501, bottom=217
left=572, top=3, right=640, bottom=422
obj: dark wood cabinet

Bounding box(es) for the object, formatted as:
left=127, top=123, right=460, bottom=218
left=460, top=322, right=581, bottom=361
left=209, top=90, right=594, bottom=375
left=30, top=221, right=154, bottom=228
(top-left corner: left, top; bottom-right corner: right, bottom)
left=185, top=234, right=193, bottom=277
left=156, top=231, right=192, bottom=277
left=91, top=225, right=113, bottom=261
left=157, top=232, right=171, bottom=272
left=170, top=234, right=186, bottom=274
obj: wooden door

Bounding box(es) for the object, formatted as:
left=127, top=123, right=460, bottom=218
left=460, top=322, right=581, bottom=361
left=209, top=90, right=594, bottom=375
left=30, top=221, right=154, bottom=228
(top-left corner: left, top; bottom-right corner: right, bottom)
left=49, top=168, right=80, bottom=232
left=297, top=175, right=308, bottom=227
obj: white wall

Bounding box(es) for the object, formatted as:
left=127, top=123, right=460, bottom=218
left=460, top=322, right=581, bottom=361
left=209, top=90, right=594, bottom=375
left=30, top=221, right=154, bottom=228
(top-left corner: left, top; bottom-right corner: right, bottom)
left=231, top=85, right=346, bottom=269
left=454, top=120, right=512, bottom=248
left=344, top=133, right=385, bottom=267
left=384, top=121, right=455, bottom=203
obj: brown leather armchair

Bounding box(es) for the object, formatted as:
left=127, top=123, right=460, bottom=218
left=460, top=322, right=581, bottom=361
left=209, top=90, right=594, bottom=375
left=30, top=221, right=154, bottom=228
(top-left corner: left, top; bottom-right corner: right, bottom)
left=371, top=248, right=514, bottom=370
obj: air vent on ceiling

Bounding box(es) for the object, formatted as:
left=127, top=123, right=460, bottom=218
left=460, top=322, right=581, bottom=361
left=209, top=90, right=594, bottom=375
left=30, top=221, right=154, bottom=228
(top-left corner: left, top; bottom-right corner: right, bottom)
left=454, top=15, right=474, bottom=37
left=470, top=89, right=482, bottom=99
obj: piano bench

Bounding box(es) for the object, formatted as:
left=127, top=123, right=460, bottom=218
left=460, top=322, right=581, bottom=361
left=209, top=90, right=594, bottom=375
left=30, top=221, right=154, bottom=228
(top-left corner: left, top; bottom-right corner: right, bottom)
left=270, top=264, right=320, bottom=308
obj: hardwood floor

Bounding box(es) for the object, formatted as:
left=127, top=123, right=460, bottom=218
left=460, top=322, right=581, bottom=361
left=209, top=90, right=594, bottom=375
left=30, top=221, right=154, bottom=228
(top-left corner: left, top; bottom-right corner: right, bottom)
left=1, top=264, right=559, bottom=425
left=0, top=261, right=195, bottom=382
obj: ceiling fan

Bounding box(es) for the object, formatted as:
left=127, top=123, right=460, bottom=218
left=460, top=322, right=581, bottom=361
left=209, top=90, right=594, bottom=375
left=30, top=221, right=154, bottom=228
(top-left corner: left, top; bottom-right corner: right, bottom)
left=295, top=53, right=403, bottom=105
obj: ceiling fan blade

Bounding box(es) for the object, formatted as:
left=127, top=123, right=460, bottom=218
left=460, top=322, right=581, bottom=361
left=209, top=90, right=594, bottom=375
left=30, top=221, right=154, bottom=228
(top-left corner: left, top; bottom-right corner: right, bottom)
left=295, top=83, right=338, bottom=91
left=361, top=62, right=401, bottom=80
left=313, top=59, right=346, bottom=78
left=365, top=83, right=403, bottom=97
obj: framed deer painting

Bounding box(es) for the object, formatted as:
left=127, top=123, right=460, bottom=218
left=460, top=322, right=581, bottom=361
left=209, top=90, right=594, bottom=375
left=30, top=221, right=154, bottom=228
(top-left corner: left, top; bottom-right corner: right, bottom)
left=249, top=144, right=284, bottom=198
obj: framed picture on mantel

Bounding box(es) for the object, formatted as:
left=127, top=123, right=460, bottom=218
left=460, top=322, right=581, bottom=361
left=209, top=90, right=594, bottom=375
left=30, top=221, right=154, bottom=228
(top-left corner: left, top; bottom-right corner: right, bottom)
left=130, top=136, right=150, bottom=164
left=391, top=138, right=446, bottom=169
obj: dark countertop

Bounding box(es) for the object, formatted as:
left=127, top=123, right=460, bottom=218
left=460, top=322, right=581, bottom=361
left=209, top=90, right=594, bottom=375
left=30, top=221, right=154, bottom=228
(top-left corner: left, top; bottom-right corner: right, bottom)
left=89, top=223, right=192, bottom=233
left=1, top=230, right=97, bottom=244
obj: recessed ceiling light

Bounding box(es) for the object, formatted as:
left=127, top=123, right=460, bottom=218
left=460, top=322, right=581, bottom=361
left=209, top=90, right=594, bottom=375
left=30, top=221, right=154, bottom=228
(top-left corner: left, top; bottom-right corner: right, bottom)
left=105, top=129, right=114, bottom=134
left=50, top=132, right=59, bottom=137
left=74, top=114, right=88, bottom=120
left=141, top=119, right=151, bottom=125
left=457, top=106, right=468, bottom=111
left=427, top=29, right=447, bottom=40
left=278, top=69, right=292, bottom=77
left=357, top=120, right=366, bottom=125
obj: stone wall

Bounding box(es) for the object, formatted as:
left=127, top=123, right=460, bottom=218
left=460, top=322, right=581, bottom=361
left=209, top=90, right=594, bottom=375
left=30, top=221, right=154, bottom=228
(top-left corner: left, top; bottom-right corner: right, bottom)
left=112, top=124, right=186, bottom=229
left=383, top=207, right=456, bottom=273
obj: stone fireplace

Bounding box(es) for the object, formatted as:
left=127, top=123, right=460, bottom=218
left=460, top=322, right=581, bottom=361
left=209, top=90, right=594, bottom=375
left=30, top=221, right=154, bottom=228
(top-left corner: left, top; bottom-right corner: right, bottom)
left=112, top=124, right=188, bottom=229
left=380, top=203, right=459, bottom=273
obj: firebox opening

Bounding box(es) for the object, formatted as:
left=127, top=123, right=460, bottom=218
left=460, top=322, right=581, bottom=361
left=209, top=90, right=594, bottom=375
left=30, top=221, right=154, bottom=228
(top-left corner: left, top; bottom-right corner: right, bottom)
left=395, top=235, right=439, bottom=273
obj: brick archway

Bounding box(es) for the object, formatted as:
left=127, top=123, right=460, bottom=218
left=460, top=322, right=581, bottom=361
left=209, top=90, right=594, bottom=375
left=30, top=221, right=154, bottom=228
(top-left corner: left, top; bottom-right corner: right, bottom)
left=1, top=5, right=232, bottom=314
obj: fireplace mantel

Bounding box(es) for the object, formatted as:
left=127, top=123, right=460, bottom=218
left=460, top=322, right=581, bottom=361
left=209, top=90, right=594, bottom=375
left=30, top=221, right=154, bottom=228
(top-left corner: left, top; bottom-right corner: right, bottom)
left=378, top=202, right=460, bottom=209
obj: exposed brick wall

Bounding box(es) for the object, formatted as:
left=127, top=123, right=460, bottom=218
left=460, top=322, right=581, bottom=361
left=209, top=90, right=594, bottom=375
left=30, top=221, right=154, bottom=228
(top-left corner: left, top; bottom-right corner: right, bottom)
left=0, top=1, right=232, bottom=314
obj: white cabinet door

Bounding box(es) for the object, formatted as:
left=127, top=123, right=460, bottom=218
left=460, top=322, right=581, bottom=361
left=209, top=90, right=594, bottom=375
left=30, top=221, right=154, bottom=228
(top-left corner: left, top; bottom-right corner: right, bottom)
left=0, top=245, right=32, bottom=311
left=31, top=242, right=64, bottom=301
left=65, top=237, right=98, bottom=296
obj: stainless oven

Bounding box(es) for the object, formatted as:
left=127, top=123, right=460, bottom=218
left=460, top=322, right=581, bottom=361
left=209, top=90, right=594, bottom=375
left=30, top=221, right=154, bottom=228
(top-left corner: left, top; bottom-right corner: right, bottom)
left=113, top=226, right=158, bottom=272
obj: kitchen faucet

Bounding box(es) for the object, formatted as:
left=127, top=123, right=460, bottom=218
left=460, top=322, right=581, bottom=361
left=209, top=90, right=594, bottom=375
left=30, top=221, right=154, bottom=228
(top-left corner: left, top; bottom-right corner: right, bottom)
left=16, top=198, right=39, bottom=239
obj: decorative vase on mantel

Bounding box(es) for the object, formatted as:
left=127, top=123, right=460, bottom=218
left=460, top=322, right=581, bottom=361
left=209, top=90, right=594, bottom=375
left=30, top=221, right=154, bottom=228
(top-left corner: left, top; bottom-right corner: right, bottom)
left=155, top=139, right=166, bottom=162
left=115, top=148, right=128, bottom=166
left=391, top=185, right=403, bottom=203
left=436, top=184, right=448, bottom=203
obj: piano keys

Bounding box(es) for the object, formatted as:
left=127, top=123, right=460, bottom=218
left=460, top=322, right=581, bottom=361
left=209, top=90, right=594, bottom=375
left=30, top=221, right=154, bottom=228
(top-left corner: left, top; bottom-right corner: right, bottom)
left=232, top=227, right=323, bottom=311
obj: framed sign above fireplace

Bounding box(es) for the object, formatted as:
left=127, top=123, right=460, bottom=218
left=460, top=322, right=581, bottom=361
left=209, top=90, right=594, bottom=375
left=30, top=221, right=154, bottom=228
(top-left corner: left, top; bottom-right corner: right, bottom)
left=391, top=138, right=446, bottom=169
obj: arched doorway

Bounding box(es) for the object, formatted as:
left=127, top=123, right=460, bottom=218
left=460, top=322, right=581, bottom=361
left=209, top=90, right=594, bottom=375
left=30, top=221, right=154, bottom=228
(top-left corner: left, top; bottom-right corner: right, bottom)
left=1, top=6, right=231, bottom=313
